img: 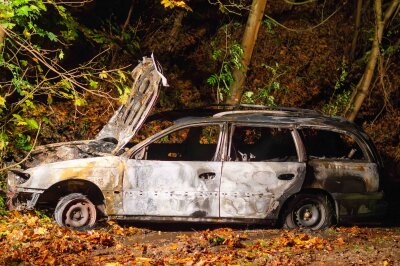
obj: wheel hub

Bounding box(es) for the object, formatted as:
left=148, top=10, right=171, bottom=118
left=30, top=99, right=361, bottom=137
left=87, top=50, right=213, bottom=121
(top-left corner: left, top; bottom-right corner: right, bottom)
left=64, top=202, right=93, bottom=228
left=295, top=203, right=320, bottom=228
left=303, top=209, right=312, bottom=219
left=72, top=210, right=83, bottom=220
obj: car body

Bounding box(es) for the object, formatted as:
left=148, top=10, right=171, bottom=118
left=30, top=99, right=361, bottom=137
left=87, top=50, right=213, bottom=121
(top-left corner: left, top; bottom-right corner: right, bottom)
left=7, top=57, right=387, bottom=230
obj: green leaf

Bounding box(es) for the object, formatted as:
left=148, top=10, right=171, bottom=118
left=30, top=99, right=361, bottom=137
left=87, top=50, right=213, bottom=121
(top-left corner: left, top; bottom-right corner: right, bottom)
left=56, top=5, right=67, bottom=18
left=29, top=4, right=39, bottom=12
left=74, top=97, right=87, bottom=106
left=16, top=6, right=31, bottom=17
left=58, top=50, right=64, bottom=60
left=89, top=80, right=98, bottom=89
left=15, top=133, right=32, bottom=151
left=36, top=1, right=46, bottom=11
left=13, top=0, right=28, bottom=7
left=0, top=22, right=16, bottom=29
left=25, top=118, right=39, bottom=130
left=20, top=60, right=28, bottom=67
left=12, top=114, right=24, bottom=122
left=47, top=32, right=58, bottom=42
left=42, top=117, right=52, bottom=125
left=0, top=132, right=9, bottom=152
left=0, top=96, right=6, bottom=108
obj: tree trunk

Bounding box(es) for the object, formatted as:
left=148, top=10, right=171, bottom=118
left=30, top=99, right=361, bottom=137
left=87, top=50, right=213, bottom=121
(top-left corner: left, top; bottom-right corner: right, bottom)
left=346, top=0, right=399, bottom=121
left=0, top=26, right=5, bottom=55
left=350, top=0, right=362, bottom=60
left=226, top=0, right=267, bottom=104
left=168, top=10, right=185, bottom=51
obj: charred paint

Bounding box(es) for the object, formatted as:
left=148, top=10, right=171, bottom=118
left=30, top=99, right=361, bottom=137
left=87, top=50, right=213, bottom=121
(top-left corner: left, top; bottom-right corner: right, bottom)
left=220, top=162, right=306, bottom=219
left=123, top=160, right=220, bottom=217
left=307, top=160, right=379, bottom=193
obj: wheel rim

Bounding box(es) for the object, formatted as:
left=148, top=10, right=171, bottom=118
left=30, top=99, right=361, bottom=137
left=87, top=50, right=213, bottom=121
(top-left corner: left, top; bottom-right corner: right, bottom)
left=295, top=203, right=321, bottom=228
left=64, top=200, right=96, bottom=228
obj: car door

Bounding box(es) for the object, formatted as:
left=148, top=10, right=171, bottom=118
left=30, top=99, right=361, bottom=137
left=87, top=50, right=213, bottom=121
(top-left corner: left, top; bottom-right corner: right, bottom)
left=298, top=127, right=380, bottom=193
left=123, top=123, right=224, bottom=218
left=220, top=124, right=306, bottom=219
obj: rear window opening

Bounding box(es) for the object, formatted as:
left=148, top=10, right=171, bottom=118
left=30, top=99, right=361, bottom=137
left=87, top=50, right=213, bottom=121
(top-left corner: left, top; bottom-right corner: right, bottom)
left=299, top=128, right=365, bottom=160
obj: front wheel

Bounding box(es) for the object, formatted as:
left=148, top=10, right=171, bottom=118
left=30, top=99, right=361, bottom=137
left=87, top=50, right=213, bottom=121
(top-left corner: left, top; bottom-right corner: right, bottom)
left=281, top=193, right=334, bottom=230
left=54, top=193, right=97, bottom=230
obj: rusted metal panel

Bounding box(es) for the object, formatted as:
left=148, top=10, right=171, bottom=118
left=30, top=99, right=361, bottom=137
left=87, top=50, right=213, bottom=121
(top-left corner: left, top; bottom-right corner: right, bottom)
left=8, top=156, right=125, bottom=213
left=18, top=157, right=123, bottom=191
left=308, top=160, right=379, bottom=193
left=123, top=160, right=221, bottom=217
left=333, top=192, right=386, bottom=221
left=220, top=162, right=306, bottom=218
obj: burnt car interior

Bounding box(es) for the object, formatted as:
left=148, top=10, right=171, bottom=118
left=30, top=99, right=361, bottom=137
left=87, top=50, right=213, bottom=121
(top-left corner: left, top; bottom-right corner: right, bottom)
left=141, top=125, right=221, bottom=161
left=229, top=126, right=298, bottom=162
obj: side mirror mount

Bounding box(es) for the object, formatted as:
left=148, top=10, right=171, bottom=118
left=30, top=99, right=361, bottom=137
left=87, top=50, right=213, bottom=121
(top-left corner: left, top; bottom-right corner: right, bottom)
left=134, top=147, right=146, bottom=160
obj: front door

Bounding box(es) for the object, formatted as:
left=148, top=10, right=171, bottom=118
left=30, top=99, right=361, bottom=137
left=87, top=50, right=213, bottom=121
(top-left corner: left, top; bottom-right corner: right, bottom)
left=123, top=124, right=223, bottom=218
left=220, top=125, right=306, bottom=219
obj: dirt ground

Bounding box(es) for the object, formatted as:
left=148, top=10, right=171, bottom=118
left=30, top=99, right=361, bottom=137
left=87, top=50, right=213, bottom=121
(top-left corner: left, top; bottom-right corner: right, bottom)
left=1, top=211, right=400, bottom=265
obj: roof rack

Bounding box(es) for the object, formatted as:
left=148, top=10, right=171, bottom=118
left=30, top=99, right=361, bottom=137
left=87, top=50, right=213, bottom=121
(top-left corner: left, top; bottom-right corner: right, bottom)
left=212, top=110, right=287, bottom=117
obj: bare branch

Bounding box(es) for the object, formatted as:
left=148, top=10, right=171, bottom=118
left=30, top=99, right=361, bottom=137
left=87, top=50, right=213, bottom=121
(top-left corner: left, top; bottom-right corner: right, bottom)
left=208, top=0, right=250, bottom=15
left=264, top=4, right=344, bottom=32
left=283, top=0, right=318, bottom=5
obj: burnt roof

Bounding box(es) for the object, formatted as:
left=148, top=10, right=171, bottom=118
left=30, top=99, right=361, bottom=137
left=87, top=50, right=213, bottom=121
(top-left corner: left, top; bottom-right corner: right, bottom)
left=147, top=104, right=349, bottom=126
left=148, top=104, right=320, bottom=120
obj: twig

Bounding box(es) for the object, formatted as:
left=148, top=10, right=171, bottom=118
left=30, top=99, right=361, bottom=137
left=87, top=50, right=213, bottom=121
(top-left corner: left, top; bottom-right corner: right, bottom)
left=264, top=4, right=344, bottom=32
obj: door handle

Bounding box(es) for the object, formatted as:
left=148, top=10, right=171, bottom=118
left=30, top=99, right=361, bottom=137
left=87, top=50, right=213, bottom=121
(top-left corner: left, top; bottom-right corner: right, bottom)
left=199, top=172, right=216, bottom=180
left=278, top=173, right=295, bottom=180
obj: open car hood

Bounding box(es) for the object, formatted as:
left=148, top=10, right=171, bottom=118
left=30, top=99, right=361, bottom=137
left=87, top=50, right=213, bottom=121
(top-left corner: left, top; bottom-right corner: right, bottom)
left=96, top=55, right=168, bottom=154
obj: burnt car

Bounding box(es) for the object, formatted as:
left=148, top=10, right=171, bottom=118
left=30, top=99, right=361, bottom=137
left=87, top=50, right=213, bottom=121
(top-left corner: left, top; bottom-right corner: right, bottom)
left=7, top=57, right=386, bottom=230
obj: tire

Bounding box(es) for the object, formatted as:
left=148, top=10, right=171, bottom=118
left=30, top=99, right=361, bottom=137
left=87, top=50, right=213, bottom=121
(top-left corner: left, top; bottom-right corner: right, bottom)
left=54, top=193, right=97, bottom=230
left=281, top=193, right=334, bottom=230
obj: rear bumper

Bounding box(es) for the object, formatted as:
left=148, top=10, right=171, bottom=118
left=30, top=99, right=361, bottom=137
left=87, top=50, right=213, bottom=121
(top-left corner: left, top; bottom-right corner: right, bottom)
left=332, top=192, right=388, bottom=223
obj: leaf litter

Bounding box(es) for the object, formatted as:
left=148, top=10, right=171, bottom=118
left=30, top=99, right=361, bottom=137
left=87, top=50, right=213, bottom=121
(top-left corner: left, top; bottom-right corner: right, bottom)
left=1, top=211, right=400, bottom=265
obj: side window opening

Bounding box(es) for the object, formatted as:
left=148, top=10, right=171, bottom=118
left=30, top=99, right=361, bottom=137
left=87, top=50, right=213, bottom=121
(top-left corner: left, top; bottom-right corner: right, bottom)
left=139, top=125, right=221, bottom=161
left=300, top=128, right=365, bottom=160
left=129, top=119, right=174, bottom=146
left=229, top=126, right=298, bottom=162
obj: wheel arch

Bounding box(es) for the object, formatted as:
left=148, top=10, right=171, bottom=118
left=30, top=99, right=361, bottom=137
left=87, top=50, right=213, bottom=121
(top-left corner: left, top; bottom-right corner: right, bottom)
left=278, top=188, right=339, bottom=225
left=37, top=179, right=105, bottom=210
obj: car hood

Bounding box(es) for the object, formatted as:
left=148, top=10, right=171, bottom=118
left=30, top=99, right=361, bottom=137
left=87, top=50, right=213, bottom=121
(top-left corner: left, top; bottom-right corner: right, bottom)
left=17, top=140, right=117, bottom=169
left=96, top=55, right=168, bottom=154
left=10, top=55, right=167, bottom=169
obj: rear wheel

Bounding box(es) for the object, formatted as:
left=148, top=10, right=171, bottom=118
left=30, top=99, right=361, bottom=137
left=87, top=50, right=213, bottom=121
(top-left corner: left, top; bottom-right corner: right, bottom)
left=282, top=193, right=334, bottom=230
left=55, top=193, right=97, bottom=230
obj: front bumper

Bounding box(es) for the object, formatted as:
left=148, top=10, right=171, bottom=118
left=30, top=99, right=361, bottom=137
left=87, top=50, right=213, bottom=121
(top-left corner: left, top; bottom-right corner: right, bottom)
left=7, top=188, right=43, bottom=211
left=7, top=171, right=44, bottom=211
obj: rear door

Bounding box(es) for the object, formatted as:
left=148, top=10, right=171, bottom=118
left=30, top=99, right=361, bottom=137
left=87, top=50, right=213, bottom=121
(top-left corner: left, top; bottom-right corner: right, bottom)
left=299, top=127, right=380, bottom=193
left=220, top=124, right=306, bottom=219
